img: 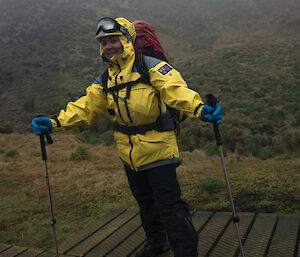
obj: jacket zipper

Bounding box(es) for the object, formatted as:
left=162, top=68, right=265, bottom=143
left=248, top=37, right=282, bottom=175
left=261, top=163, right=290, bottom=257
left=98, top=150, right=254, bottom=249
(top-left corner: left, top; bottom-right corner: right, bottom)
left=114, top=62, right=128, bottom=126
left=115, top=61, right=133, bottom=124
left=114, top=61, right=135, bottom=170
left=128, top=135, right=135, bottom=170
left=124, top=98, right=133, bottom=123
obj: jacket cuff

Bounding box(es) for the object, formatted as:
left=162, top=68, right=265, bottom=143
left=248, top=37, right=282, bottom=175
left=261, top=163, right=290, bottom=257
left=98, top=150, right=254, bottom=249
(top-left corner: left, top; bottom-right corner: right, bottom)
left=194, top=103, right=204, bottom=118
left=52, top=116, right=61, bottom=127
left=50, top=116, right=62, bottom=132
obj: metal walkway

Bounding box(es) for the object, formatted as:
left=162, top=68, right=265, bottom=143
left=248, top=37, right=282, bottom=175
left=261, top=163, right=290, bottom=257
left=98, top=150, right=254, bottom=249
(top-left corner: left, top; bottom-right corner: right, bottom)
left=0, top=210, right=299, bottom=257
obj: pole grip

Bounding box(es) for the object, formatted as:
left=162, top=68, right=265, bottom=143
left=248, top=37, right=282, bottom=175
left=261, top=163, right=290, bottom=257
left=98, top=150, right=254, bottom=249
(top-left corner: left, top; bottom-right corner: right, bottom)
left=206, top=94, right=222, bottom=146
left=40, top=134, right=47, bottom=161
left=36, top=115, right=53, bottom=160
left=213, top=121, right=222, bottom=146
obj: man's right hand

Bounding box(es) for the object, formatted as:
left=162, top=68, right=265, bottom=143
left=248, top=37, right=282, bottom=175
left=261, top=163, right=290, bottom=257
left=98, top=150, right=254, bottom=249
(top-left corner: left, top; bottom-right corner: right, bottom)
left=32, top=117, right=52, bottom=135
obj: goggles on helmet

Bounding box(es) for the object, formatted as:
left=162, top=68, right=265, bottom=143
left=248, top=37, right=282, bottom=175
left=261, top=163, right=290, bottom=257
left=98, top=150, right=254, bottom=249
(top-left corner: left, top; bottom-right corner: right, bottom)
left=96, top=17, right=133, bottom=43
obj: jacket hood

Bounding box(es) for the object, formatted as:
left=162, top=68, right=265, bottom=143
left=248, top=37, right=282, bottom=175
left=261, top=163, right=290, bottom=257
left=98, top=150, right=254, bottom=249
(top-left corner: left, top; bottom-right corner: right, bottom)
left=99, top=17, right=136, bottom=64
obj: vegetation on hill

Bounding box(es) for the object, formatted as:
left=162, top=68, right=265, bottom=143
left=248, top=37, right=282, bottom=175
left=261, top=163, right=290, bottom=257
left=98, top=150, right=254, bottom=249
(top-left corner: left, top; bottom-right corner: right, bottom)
left=1, top=0, right=299, bottom=159
left=179, top=40, right=300, bottom=158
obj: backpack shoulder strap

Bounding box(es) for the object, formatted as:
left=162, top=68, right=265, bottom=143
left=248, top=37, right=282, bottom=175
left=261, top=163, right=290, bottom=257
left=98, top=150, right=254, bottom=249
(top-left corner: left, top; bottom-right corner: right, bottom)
left=101, top=68, right=109, bottom=91
left=134, top=53, right=150, bottom=84
left=134, top=53, right=164, bottom=83
left=94, top=69, right=109, bottom=91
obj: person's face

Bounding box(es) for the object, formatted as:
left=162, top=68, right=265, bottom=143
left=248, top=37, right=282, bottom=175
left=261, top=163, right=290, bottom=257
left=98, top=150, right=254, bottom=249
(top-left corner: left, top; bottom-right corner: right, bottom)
left=100, top=35, right=123, bottom=60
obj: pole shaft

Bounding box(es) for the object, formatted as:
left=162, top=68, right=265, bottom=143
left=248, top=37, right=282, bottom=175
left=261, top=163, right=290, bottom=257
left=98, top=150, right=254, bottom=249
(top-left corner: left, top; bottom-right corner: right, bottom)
left=43, top=160, right=59, bottom=257
left=219, top=146, right=245, bottom=256
left=40, top=134, right=59, bottom=257
left=218, top=146, right=237, bottom=218
left=43, top=161, right=55, bottom=223
left=235, top=223, right=245, bottom=257
left=206, top=93, right=245, bottom=256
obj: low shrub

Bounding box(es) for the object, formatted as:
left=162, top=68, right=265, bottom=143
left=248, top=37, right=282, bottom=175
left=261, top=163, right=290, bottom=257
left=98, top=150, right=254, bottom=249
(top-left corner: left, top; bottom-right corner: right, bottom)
left=205, top=143, right=226, bottom=157
left=98, top=130, right=115, bottom=146
left=70, top=145, right=91, bottom=161
left=256, top=147, right=275, bottom=160
left=0, top=122, right=13, bottom=133
left=77, top=130, right=102, bottom=145
left=5, top=149, right=19, bottom=158
left=193, top=176, right=224, bottom=197
left=205, top=143, right=218, bottom=156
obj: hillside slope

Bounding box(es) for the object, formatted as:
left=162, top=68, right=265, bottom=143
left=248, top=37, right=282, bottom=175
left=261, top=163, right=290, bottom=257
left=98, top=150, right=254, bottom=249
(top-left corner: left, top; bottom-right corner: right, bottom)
left=0, top=0, right=299, bottom=158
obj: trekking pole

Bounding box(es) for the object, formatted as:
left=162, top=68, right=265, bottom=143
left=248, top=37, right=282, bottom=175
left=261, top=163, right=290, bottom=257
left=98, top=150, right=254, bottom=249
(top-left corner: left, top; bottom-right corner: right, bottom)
left=205, top=94, right=245, bottom=257
left=37, top=116, right=59, bottom=257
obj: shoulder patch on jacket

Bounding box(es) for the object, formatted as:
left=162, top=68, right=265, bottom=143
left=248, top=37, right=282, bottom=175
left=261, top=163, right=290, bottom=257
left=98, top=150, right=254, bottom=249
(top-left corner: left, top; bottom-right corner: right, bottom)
left=158, top=64, right=172, bottom=75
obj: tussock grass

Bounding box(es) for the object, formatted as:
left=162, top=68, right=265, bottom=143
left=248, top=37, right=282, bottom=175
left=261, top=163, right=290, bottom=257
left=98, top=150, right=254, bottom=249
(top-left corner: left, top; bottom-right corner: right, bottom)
left=0, top=133, right=299, bottom=251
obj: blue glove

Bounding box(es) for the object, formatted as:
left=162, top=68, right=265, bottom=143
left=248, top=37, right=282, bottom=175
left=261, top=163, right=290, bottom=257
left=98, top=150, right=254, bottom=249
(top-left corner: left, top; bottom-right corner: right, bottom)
left=32, top=117, right=52, bottom=135
left=201, top=104, right=223, bottom=125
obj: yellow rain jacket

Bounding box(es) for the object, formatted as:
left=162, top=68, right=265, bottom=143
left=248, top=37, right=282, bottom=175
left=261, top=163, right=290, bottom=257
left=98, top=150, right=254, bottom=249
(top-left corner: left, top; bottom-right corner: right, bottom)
left=51, top=18, right=204, bottom=171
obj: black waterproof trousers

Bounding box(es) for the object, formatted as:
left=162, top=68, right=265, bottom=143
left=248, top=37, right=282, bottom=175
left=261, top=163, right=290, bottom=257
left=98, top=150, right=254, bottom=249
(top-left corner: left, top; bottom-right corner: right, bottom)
left=125, top=164, right=198, bottom=257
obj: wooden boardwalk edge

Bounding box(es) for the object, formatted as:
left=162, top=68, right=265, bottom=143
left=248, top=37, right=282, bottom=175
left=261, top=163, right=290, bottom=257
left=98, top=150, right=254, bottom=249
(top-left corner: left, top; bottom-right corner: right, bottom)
left=0, top=210, right=299, bottom=257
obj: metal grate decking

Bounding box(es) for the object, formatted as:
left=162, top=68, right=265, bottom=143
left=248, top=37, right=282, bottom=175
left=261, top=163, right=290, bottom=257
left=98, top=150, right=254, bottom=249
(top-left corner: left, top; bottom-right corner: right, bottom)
left=0, top=210, right=299, bottom=257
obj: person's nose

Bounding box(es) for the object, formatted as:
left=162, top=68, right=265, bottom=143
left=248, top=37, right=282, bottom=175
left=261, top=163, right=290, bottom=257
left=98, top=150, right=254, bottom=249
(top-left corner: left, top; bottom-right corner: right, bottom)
left=103, top=42, right=112, bottom=51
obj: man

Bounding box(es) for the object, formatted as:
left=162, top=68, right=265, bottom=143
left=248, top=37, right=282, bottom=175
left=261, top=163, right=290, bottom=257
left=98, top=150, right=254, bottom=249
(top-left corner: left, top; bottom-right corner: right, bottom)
left=32, top=17, right=222, bottom=257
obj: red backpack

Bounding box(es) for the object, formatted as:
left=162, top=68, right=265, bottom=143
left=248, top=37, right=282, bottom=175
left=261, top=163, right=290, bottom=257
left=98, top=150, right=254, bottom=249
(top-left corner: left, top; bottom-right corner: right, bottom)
left=132, top=20, right=186, bottom=138
left=132, top=20, right=168, bottom=62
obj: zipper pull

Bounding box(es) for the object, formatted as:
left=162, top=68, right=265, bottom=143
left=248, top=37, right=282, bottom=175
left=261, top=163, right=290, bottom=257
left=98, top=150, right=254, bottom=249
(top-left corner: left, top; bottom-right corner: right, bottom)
left=118, top=96, right=126, bottom=102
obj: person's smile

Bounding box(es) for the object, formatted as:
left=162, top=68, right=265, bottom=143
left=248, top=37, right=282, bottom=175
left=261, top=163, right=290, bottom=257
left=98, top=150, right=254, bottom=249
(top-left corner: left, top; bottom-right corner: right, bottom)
left=100, top=35, right=123, bottom=60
